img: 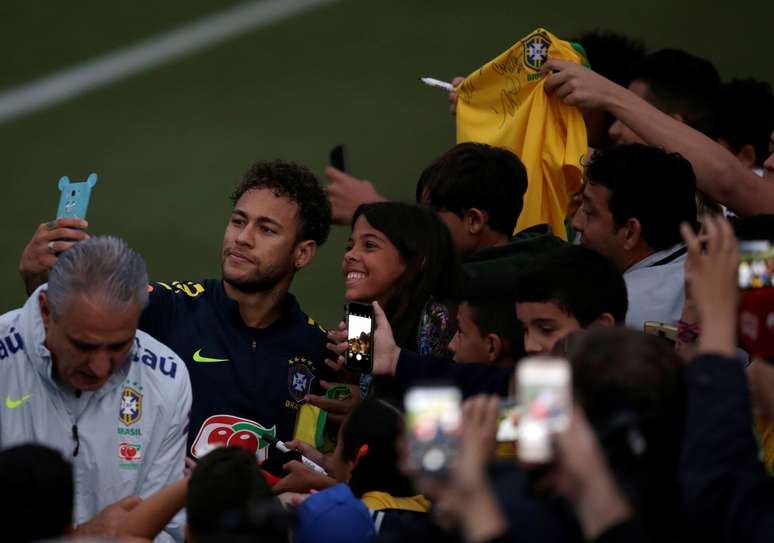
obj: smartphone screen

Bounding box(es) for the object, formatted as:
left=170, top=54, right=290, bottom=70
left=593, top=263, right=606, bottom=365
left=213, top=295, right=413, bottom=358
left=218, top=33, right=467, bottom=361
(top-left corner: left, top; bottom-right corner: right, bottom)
left=405, top=386, right=461, bottom=478
left=517, top=357, right=571, bottom=462
left=739, top=240, right=774, bottom=289
left=345, top=302, right=374, bottom=373
left=329, top=144, right=348, bottom=172
left=496, top=399, right=523, bottom=442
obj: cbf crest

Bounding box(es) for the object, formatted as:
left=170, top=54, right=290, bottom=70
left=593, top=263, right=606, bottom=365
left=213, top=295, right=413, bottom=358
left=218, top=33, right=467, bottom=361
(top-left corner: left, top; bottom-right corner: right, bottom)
left=288, top=356, right=315, bottom=402
left=119, top=386, right=142, bottom=426
left=523, top=33, right=551, bottom=71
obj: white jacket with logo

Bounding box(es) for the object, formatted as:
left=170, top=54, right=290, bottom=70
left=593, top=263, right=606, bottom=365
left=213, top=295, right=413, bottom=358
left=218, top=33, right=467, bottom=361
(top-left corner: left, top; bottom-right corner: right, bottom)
left=0, top=287, right=192, bottom=541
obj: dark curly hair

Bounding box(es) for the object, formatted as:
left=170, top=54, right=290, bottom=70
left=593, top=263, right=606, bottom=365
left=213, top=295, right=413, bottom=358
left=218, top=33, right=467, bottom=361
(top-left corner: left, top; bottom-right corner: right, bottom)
left=416, top=142, right=527, bottom=238
left=230, top=160, right=332, bottom=246
left=586, top=144, right=697, bottom=251
left=629, top=49, right=720, bottom=137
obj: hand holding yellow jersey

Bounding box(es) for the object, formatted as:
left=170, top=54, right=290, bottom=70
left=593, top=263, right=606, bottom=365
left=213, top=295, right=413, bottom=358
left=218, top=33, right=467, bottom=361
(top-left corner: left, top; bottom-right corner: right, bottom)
left=456, top=28, right=588, bottom=239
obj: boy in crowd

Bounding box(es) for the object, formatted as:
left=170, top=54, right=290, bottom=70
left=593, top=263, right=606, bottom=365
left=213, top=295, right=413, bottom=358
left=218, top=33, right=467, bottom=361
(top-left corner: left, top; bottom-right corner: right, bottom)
left=447, top=277, right=525, bottom=368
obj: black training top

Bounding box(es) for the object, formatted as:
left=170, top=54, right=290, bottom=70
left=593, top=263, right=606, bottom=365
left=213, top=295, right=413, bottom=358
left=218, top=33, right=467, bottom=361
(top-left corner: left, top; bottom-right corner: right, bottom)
left=138, top=279, right=334, bottom=462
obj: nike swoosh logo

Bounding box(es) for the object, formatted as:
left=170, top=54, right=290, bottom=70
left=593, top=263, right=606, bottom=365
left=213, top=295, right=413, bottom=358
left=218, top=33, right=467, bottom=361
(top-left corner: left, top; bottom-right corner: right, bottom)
left=192, top=349, right=230, bottom=363
left=6, top=394, right=32, bottom=409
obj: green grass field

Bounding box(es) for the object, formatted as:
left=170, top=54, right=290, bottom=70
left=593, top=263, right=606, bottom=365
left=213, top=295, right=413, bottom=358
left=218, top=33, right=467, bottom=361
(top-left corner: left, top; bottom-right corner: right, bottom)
left=1, top=0, right=772, bottom=327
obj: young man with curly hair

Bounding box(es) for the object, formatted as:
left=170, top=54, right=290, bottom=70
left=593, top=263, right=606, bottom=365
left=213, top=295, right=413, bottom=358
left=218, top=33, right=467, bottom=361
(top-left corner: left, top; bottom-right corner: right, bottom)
left=19, top=160, right=336, bottom=464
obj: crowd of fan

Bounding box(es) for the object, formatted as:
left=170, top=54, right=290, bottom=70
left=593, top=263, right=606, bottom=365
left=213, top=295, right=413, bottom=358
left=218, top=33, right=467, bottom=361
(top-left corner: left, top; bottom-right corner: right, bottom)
left=1, top=29, right=774, bottom=543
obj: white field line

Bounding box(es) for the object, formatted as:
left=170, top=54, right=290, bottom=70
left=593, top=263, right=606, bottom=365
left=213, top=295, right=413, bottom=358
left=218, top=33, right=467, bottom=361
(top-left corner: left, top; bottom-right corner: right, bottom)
left=0, top=0, right=339, bottom=124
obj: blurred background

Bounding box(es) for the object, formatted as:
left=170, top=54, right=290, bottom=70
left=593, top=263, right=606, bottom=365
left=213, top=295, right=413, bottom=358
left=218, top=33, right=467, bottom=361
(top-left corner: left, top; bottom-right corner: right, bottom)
left=1, top=0, right=772, bottom=327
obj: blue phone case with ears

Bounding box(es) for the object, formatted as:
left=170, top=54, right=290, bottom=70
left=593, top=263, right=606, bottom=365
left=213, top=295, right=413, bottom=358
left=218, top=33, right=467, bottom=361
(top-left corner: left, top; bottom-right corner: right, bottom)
left=56, top=173, right=98, bottom=220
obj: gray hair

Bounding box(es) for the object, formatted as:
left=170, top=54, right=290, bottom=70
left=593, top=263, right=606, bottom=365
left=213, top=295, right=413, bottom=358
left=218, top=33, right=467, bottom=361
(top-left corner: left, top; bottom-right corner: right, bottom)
left=47, top=236, right=148, bottom=319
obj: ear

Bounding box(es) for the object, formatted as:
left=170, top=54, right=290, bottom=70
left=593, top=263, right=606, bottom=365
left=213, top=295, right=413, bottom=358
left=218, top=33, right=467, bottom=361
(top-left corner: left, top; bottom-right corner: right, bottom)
left=621, top=217, right=642, bottom=251
left=464, top=208, right=489, bottom=235
left=58, top=176, right=70, bottom=190
left=293, top=240, right=317, bottom=270
left=735, top=144, right=757, bottom=169
left=485, top=333, right=504, bottom=362
left=39, top=292, right=52, bottom=328
left=86, top=173, right=98, bottom=188
left=593, top=312, right=616, bottom=328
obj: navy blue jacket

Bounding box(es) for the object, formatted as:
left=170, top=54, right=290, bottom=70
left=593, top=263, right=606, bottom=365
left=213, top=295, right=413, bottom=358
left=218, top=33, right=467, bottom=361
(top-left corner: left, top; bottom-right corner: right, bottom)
left=681, top=354, right=774, bottom=543
left=139, top=279, right=335, bottom=462
left=394, top=349, right=512, bottom=398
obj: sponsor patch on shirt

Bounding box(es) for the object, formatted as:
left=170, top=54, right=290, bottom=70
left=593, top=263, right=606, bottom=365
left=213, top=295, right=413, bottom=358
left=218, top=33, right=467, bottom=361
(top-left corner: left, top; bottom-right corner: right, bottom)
left=191, top=414, right=277, bottom=463
left=118, top=441, right=143, bottom=469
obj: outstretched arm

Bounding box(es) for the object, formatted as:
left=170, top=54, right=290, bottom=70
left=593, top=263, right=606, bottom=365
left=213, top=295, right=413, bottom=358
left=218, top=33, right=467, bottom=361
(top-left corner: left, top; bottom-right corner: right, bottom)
left=541, top=60, right=774, bottom=216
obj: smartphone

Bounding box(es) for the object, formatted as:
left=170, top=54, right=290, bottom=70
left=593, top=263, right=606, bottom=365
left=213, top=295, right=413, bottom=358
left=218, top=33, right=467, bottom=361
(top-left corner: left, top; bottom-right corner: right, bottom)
left=739, top=240, right=774, bottom=289
left=496, top=399, right=523, bottom=442
left=405, top=385, right=461, bottom=478
left=56, top=173, right=98, bottom=220
left=329, top=144, right=348, bottom=173
left=344, top=301, right=374, bottom=373
left=739, top=287, right=774, bottom=361
left=517, top=357, right=572, bottom=463
left=643, top=321, right=678, bottom=343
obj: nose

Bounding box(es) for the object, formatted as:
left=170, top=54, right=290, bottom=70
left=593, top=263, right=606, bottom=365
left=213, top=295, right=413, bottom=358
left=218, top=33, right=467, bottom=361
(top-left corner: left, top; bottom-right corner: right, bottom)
left=448, top=331, right=460, bottom=358
left=235, top=225, right=253, bottom=247
left=764, top=151, right=774, bottom=179
left=344, top=247, right=359, bottom=262
left=88, top=351, right=114, bottom=381
left=524, top=332, right=544, bottom=356
left=570, top=205, right=585, bottom=233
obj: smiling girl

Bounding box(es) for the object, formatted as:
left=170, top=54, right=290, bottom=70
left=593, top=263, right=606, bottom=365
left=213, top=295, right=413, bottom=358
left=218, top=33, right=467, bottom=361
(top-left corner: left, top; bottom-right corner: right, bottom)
left=343, top=202, right=461, bottom=357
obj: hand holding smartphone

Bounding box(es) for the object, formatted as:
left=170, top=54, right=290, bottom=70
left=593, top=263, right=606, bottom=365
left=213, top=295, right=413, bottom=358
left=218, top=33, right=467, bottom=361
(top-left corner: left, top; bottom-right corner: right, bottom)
left=344, top=301, right=375, bottom=373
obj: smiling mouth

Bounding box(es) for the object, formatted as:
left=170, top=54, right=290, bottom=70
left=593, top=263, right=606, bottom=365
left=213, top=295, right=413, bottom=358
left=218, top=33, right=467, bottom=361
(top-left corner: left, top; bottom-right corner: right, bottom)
left=346, top=272, right=366, bottom=281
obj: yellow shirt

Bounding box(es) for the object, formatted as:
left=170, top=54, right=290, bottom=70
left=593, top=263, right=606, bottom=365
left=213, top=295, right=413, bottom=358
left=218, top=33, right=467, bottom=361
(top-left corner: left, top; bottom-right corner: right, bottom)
left=360, top=491, right=432, bottom=512
left=456, top=28, right=588, bottom=239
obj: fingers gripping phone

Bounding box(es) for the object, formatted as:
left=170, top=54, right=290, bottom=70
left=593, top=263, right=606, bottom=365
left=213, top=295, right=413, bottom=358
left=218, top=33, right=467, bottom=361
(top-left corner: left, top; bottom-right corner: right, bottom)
left=56, top=173, right=98, bottom=220
left=344, top=302, right=374, bottom=373
left=405, top=385, right=462, bottom=478
left=329, top=144, right=348, bottom=173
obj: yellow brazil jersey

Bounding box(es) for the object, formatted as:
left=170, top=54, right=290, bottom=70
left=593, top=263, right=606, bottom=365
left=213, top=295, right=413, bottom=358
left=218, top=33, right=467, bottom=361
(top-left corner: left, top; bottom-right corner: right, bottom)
left=456, top=28, right=588, bottom=239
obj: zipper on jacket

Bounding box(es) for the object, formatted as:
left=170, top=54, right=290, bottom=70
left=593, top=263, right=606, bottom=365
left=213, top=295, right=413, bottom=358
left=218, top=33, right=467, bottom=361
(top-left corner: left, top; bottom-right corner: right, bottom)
left=71, top=424, right=80, bottom=457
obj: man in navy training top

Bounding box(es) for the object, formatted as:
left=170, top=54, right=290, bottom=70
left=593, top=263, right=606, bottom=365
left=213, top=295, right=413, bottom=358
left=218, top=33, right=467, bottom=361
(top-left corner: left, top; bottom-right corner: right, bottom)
left=19, top=160, right=337, bottom=464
